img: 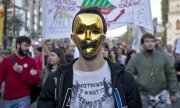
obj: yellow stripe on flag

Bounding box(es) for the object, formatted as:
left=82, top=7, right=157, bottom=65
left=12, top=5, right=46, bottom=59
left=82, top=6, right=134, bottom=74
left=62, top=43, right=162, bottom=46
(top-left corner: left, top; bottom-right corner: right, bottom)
left=0, top=9, right=4, bottom=45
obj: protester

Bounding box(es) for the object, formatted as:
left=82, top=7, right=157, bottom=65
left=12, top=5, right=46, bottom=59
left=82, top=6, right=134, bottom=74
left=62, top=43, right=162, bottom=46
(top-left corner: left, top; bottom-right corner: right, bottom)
left=102, top=42, right=111, bottom=59
left=155, top=37, right=164, bottom=52
left=34, top=46, right=43, bottom=75
left=65, top=45, right=74, bottom=63
left=41, top=48, right=67, bottom=85
left=117, top=46, right=126, bottom=65
left=0, top=36, right=39, bottom=108
left=110, top=47, right=120, bottom=64
left=44, top=39, right=53, bottom=53
left=43, top=39, right=53, bottom=65
left=37, top=7, right=142, bottom=108
left=125, top=50, right=136, bottom=65
left=165, top=44, right=175, bottom=66
left=126, top=33, right=177, bottom=108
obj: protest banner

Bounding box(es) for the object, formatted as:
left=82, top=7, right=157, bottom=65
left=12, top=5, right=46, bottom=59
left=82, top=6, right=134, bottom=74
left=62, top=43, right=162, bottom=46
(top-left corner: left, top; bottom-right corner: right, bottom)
left=42, top=0, right=153, bottom=39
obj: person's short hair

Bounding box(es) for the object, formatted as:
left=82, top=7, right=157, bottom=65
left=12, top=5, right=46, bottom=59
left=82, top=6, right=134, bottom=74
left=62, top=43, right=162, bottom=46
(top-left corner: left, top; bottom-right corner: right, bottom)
left=72, top=7, right=107, bottom=34
left=16, top=36, right=31, bottom=46
left=36, top=47, right=42, bottom=52
left=140, top=33, right=155, bottom=44
left=45, top=39, right=51, bottom=44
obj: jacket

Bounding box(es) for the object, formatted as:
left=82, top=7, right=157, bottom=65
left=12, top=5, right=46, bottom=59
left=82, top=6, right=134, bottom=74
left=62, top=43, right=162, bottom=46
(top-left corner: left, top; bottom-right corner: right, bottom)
left=175, top=59, right=180, bottom=81
left=41, top=66, right=53, bottom=86
left=37, top=58, right=142, bottom=108
left=126, top=50, right=177, bottom=96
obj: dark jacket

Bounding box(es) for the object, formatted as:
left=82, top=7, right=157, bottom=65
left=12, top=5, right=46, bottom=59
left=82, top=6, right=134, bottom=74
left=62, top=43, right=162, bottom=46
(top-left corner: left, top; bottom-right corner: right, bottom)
left=175, top=59, right=180, bottom=81
left=37, top=59, right=142, bottom=108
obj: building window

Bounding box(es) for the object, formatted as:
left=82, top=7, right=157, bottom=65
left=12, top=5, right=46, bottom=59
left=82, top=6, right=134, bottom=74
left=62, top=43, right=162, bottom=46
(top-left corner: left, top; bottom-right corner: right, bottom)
left=176, top=20, right=180, bottom=30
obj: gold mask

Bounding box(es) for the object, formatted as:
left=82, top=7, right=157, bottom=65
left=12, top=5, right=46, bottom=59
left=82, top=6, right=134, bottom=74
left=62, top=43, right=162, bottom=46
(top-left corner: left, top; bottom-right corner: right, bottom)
left=73, top=13, right=104, bottom=57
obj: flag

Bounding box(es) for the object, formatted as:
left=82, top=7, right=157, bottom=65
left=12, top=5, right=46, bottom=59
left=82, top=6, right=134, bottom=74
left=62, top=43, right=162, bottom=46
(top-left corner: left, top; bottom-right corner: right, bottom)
left=42, top=0, right=154, bottom=39
left=0, top=8, right=4, bottom=45
left=131, top=25, right=143, bottom=53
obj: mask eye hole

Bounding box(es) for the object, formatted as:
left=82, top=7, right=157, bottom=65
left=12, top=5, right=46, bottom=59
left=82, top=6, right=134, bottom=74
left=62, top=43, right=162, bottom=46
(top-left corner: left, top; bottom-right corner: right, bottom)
left=92, top=30, right=100, bottom=34
left=76, top=29, right=84, bottom=35
left=76, top=30, right=84, bottom=34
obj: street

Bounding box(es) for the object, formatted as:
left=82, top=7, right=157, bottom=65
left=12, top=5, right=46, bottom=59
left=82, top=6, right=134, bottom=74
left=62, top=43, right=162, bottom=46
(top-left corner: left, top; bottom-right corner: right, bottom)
left=1, top=90, right=180, bottom=108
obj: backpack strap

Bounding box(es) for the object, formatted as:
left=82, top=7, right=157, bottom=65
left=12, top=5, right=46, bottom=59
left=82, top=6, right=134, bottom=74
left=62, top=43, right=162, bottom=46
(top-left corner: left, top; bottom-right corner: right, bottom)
left=119, top=69, right=127, bottom=107
left=10, top=55, right=17, bottom=64
left=114, top=65, right=127, bottom=108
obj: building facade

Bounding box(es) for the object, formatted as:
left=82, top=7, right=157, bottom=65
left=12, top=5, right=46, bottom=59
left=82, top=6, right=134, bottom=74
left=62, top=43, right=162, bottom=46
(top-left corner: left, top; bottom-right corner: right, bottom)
left=167, top=0, right=180, bottom=46
left=23, top=0, right=42, bottom=37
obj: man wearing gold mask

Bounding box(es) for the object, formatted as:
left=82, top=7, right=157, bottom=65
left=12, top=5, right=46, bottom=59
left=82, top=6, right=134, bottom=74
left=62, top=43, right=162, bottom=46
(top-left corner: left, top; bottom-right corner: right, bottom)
left=37, top=7, right=142, bottom=108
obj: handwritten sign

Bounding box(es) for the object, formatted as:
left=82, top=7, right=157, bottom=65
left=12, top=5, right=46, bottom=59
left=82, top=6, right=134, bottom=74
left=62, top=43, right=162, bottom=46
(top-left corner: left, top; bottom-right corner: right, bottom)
left=42, top=0, right=153, bottom=39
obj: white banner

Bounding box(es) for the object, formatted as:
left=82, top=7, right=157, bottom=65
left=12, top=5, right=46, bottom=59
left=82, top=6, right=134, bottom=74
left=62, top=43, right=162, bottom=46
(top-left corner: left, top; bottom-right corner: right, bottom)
left=131, top=25, right=143, bottom=53
left=42, top=0, right=154, bottom=40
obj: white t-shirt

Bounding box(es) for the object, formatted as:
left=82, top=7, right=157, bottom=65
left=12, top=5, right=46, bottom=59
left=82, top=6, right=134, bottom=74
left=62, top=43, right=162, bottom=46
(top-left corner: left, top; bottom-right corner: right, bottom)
left=70, top=61, right=114, bottom=108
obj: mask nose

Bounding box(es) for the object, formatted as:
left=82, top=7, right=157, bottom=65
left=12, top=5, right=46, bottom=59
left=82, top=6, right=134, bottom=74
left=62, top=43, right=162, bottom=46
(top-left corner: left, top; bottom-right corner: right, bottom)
left=85, top=30, right=91, bottom=40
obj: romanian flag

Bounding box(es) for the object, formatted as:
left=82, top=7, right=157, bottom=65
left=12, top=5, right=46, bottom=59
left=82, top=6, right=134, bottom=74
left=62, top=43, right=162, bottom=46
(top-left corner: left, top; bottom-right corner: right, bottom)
left=0, top=8, right=4, bottom=45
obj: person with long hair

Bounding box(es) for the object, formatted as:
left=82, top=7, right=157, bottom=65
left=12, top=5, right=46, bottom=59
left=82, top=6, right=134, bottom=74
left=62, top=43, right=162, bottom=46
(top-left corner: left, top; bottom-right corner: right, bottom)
left=110, top=47, right=120, bottom=64
left=102, top=42, right=111, bottom=59
left=41, top=48, right=67, bottom=85
left=125, top=50, right=136, bottom=65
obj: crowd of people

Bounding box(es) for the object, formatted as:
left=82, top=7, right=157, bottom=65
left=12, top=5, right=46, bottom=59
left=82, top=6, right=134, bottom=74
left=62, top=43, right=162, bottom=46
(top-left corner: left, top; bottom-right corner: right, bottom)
left=0, top=7, right=179, bottom=108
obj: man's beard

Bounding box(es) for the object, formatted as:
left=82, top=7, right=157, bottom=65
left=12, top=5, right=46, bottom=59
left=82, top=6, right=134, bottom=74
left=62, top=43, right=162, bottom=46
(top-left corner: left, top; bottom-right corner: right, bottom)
left=18, top=47, right=29, bottom=57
